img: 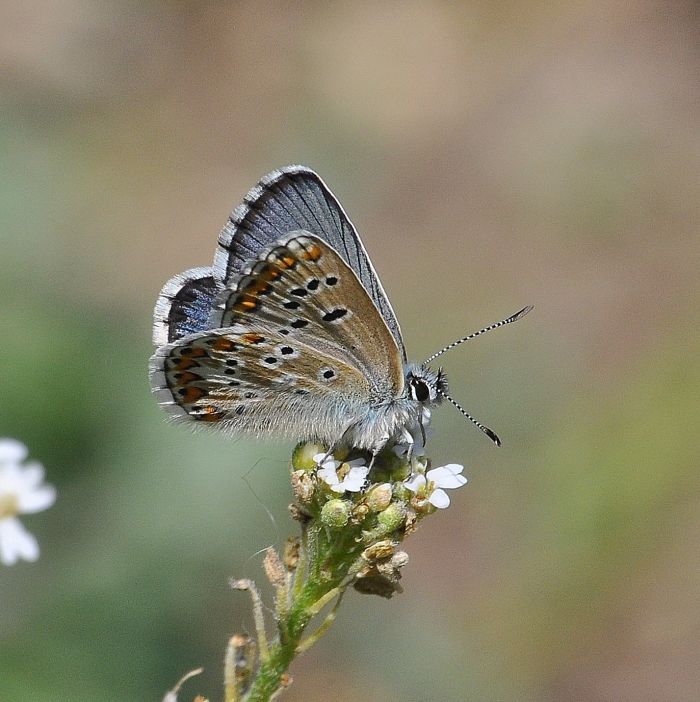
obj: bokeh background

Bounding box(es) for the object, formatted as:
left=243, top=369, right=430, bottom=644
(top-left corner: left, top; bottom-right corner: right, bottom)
left=1, top=2, right=699, bottom=701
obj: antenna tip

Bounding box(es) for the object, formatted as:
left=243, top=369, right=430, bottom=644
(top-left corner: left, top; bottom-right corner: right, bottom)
left=512, top=305, right=534, bottom=322
left=485, top=427, right=502, bottom=446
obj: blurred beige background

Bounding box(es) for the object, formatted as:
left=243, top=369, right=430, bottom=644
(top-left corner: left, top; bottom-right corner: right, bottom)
left=1, top=2, right=698, bottom=701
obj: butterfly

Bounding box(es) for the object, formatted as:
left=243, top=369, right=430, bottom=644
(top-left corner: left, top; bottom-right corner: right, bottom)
left=149, top=166, right=531, bottom=456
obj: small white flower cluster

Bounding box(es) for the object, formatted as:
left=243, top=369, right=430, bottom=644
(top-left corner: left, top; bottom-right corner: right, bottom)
left=314, top=450, right=467, bottom=509
left=0, top=439, right=56, bottom=565
left=404, top=464, right=467, bottom=508
left=313, top=454, right=369, bottom=493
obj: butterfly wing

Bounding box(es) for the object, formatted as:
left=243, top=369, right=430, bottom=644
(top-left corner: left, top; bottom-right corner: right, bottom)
left=149, top=233, right=405, bottom=446
left=211, top=233, right=403, bottom=391
left=152, top=268, right=220, bottom=346
left=212, top=166, right=406, bottom=360
left=149, top=325, right=374, bottom=442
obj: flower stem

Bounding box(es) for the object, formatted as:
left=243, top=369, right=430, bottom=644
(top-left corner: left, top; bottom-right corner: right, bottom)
left=242, top=525, right=357, bottom=700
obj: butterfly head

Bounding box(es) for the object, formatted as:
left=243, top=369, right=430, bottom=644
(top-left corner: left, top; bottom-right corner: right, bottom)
left=405, top=363, right=447, bottom=406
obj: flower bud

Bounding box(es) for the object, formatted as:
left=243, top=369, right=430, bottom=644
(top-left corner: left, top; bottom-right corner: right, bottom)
left=409, top=455, right=428, bottom=475
left=291, top=441, right=327, bottom=470
left=365, top=483, right=392, bottom=512
left=377, top=503, right=406, bottom=533
left=351, top=503, right=369, bottom=522
left=362, top=539, right=395, bottom=562
left=291, top=469, right=315, bottom=504
left=320, top=499, right=350, bottom=529
left=353, top=571, right=401, bottom=598
left=224, top=633, right=255, bottom=697
left=376, top=550, right=409, bottom=580
left=283, top=537, right=300, bottom=571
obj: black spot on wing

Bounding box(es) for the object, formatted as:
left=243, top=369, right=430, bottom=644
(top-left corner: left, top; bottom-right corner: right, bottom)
left=321, top=308, right=348, bottom=323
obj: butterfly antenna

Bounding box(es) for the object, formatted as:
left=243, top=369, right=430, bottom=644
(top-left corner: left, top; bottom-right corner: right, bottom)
left=438, top=389, right=501, bottom=447
left=423, top=305, right=533, bottom=365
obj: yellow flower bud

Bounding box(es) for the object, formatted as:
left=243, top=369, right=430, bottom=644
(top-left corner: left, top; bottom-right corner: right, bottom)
left=365, top=483, right=393, bottom=512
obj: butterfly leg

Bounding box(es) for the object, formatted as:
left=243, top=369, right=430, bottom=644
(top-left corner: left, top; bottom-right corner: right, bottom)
left=314, top=424, right=364, bottom=463
left=396, top=426, right=415, bottom=461
left=366, top=431, right=393, bottom=471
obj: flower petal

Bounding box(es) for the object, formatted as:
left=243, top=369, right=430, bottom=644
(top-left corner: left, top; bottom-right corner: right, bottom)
left=0, top=439, right=28, bottom=465
left=427, top=464, right=467, bottom=489
left=317, top=466, right=340, bottom=487
left=17, top=461, right=45, bottom=489
left=428, top=489, right=451, bottom=509
left=0, top=465, right=24, bottom=493
left=18, top=485, right=56, bottom=514
left=341, top=466, right=369, bottom=492
left=0, top=517, right=40, bottom=565
left=404, top=474, right=426, bottom=493
left=312, top=453, right=339, bottom=471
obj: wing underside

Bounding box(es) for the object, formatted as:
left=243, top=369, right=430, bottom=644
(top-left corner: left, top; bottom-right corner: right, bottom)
left=150, top=233, right=405, bottom=446
left=213, top=166, right=405, bottom=358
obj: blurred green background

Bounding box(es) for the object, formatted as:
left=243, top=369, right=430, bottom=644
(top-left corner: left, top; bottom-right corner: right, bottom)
left=1, top=3, right=699, bottom=701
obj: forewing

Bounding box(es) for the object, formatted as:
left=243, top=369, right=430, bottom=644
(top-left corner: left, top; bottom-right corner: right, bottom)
left=209, top=232, right=404, bottom=399
left=149, top=324, right=372, bottom=441
left=212, top=166, right=406, bottom=359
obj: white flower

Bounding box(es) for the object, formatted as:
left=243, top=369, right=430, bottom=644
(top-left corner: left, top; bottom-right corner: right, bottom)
left=404, top=463, right=467, bottom=509
left=0, top=439, right=56, bottom=565
left=313, top=453, right=370, bottom=494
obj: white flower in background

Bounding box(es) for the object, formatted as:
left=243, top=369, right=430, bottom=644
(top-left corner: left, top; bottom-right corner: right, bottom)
left=313, top=453, right=369, bottom=494
left=0, top=439, right=56, bottom=565
left=404, top=463, right=467, bottom=509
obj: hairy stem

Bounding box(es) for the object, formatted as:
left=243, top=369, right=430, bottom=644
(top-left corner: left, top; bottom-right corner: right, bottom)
left=243, top=524, right=359, bottom=700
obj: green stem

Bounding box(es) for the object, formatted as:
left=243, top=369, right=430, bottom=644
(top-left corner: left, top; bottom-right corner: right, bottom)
left=296, top=588, right=346, bottom=655
left=243, top=528, right=358, bottom=701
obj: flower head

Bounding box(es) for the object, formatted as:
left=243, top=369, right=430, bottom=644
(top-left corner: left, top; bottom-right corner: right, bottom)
left=0, top=439, right=56, bottom=565
left=313, top=453, right=369, bottom=494
left=404, top=463, right=467, bottom=509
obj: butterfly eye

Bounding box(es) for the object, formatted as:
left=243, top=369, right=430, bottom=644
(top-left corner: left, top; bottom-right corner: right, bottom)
left=411, top=379, right=430, bottom=403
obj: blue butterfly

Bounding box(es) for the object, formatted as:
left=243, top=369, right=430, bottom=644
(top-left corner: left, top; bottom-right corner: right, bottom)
left=149, top=166, right=530, bottom=455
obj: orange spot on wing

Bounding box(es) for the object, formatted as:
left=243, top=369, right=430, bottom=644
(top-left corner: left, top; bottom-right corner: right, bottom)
left=302, top=244, right=322, bottom=261
left=181, top=386, right=206, bottom=403
left=233, top=293, right=258, bottom=312
left=256, top=263, right=282, bottom=281
left=200, top=406, right=224, bottom=422
left=213, top=338, right=236, bottom=351
left=175, top=371, right=200, bottom=385
left=279, top=255, right=296, bottom=269
left=242, top=333, right=265, bottom=344
left=176, top=358, right=199, bottom=371
left=243, top=279, right=271, bottom=295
